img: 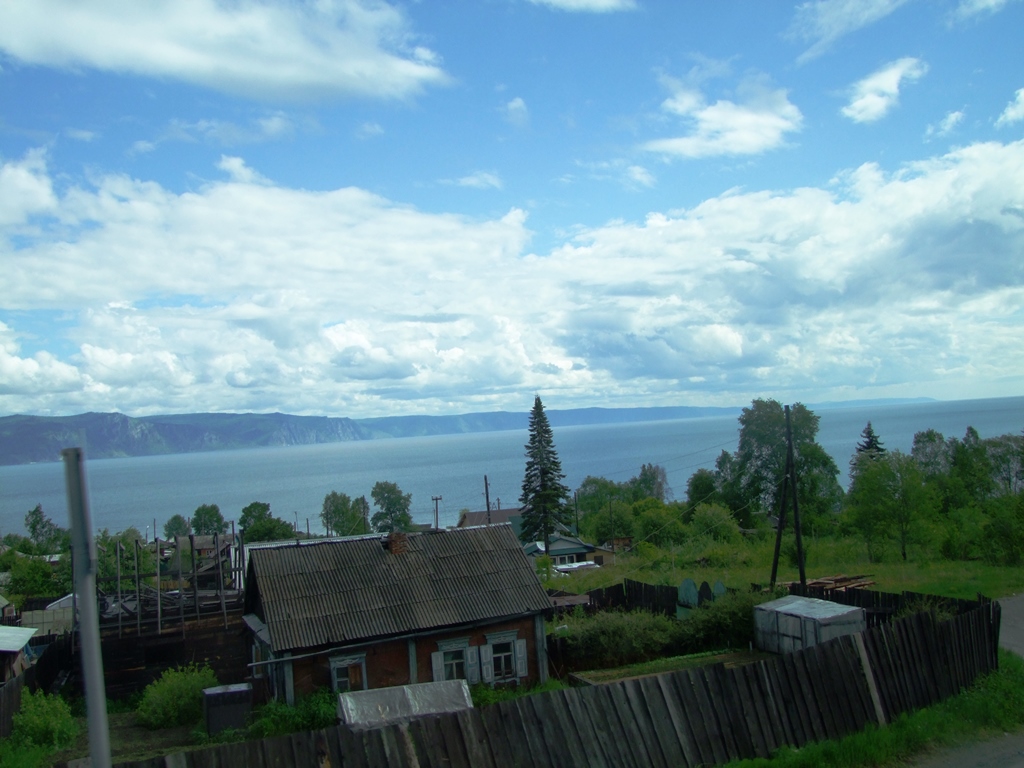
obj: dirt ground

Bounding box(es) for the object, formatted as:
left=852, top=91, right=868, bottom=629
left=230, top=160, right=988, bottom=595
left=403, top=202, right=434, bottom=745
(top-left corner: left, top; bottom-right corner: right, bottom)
left=905, top=592, right=1024, bottom=768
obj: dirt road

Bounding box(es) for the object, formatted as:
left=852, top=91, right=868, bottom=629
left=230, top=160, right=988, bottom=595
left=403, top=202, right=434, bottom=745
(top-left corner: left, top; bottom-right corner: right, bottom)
left=907, top=592, right=1024, bottom=768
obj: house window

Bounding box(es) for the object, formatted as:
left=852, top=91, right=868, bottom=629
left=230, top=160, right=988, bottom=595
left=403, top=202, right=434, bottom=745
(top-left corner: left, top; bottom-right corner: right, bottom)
left=483, top=631, right=528, bottom=684
left=492, top=641, right=516, bottom=680
left=443, top=649, right=465, bottom=681
left=432, top=638, right=479, bottom=684
left=252, top=640, right=268, bottom=679
left=330, top=654, right=367, bottom=693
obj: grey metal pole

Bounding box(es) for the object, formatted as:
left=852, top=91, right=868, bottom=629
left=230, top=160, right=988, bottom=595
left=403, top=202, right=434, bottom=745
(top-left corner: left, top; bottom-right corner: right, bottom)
left=62, top=447, right=112, bottom=768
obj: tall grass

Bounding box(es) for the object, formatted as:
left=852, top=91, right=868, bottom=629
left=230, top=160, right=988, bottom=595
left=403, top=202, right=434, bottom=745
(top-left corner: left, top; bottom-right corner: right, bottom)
left=726, top=650, right=1024, bottom=768
left=550, top=536, right=1024, bottom=600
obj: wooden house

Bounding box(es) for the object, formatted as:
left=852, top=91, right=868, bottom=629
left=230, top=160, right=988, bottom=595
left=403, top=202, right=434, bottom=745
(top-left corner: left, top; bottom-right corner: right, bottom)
left=242, top=525, right=551, bottom=704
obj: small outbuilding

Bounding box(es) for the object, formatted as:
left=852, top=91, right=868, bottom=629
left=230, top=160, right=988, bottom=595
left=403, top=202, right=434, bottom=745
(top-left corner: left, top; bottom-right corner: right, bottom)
left=754, top=595, right=865, bottom=654
left=0, top=625, right=38, bottom=683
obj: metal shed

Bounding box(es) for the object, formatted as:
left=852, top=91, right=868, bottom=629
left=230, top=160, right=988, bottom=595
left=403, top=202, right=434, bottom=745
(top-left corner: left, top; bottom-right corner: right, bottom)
left=755, top=595, right=865, bottom=654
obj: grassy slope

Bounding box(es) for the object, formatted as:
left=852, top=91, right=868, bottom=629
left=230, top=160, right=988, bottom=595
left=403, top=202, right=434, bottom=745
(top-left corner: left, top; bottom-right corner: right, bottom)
left=548, top=537, right=1024, bottom=600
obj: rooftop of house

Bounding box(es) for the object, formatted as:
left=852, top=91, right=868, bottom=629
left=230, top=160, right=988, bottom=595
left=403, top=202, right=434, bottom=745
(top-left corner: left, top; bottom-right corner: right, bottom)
left=523, top=533, right=595, bottom=558
left=244, top=524, right=550, bottom=654
left=456, top=508, right=522, bottom=528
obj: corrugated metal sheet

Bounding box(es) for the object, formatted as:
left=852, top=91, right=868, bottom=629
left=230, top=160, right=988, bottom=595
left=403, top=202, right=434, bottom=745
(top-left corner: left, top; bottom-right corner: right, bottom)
left=250, top=525, right=550, bottom=653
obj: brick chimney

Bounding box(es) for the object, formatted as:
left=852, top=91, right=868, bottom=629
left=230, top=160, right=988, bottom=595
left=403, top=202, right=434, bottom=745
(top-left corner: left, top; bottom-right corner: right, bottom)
left=386, top=531, right=409, bottom=555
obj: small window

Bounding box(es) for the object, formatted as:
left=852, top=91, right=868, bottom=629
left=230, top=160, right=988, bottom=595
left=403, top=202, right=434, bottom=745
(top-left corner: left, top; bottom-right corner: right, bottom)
left=492, top=641, right=515, bottom=680
left=443, top=649, right=465, bottom=680
left=330, top=655, right=366, bottom=693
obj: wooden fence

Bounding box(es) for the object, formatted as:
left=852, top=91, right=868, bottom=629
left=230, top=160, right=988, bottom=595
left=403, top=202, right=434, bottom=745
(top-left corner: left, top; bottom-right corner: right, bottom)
left=0, top=633, right=73, bottom=739
left=106, top=596, right=1001, bottom=768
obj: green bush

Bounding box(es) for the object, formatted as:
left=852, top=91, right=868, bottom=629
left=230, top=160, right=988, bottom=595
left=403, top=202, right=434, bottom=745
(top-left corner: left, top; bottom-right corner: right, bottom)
left=246, top=688, right=336, bottom=739
left=11, top=690, right=79, bottom=750
left=135, top=663, right=218, bottom=729
left=690, top=503, right=741, bottom=543
left=559, top=608, right=678, bottom=669
left=676, top=590, right=769, bottom=653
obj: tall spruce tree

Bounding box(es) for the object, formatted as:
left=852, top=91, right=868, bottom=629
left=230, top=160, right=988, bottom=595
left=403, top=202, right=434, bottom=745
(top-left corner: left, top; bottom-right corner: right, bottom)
left=519, top=396, right=571, bottom=553
left=856, top=422, right=886, bottom=456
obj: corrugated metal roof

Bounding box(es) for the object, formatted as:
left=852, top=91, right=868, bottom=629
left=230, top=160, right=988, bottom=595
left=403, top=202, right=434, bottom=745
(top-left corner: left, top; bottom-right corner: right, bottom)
left=249, top=525, right=550, bottom=653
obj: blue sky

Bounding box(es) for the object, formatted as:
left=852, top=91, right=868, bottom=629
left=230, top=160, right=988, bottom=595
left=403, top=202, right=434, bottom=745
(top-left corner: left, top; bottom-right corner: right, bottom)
left=1, top=0, right=1023, bottom=418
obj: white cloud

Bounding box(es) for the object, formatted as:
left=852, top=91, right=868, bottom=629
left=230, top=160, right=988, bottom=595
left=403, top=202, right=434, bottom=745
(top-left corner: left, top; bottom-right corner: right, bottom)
left=952, top=0, right=1018, bottom=20
left=3, top=142, right=1024, bottom=415
left=448, top=172, right=504, bottom=190
left=65, top=129, right=97, bottom=142
left=0, top=148, right=56, bottom=226
left=0, top=0, right=448, bottom=101
left=790, top=0, right=914, bottom=62
left=357, top=122, right=385, bottom=139
left=996, top=88, right=1024, bottom=127
left=926, top=110, right=964, bottom=138
left=0, top=323, right=82, bottom=396
left=527, top=0, right=637, bottom=11
left=625, top=165, right=656, bottom=188
left=217, top=156, right=269, bottom=185
left=841, top=58, right=928, bottom=123
left=503, top=97, right=529, bottom=127
left=643, top=75, right=803, bottom=158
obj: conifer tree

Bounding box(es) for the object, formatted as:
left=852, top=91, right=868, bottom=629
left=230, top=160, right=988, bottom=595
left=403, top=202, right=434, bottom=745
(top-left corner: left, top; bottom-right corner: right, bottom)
left=856, top=421, right=886, bottom=456
left=519, top=396, right=571, bottom=553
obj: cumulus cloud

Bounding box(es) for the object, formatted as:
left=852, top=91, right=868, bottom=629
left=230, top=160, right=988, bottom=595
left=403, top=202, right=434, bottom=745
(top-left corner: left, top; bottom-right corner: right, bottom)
left=0, top=148, right=57, bottom=226
left=503, top=97, right=529, bottom=127
left=790, top=0, right=914, bottom=62
left=3, top=142, right=1024, bottom=415
left=527, top=0, right=637, bottom=10
left=625, top=165, right=656, bottom=188
left=926, top=110, right=965, bottom=138
left=996, top=88, right=1024, bottom=127
left=842, top=58, right=928, bottom=123
left=643, top=74, right=802, bottom=158
left=0, top=0, right=448, bottom=101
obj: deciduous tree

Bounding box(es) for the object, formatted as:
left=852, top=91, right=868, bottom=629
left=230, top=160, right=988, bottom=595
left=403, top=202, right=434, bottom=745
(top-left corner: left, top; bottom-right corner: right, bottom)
left=163, top=514, right=192, bottom=539
left=24, top=504, right=69, bottom=553
left=321, top=491, right=367, bottom=536
left=370, top=481, right=412, bottom=533
left=519, top=396, right=571, bottom=552
left=238, top=502, right=293, bottom=542
left=192, top=504, right=227, bottom=536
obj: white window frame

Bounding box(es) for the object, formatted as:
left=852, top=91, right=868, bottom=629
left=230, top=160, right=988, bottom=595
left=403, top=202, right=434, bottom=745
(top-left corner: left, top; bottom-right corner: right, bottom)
left=432, top=637, right=480, bottom=684
left=330, top=653, right=368, bottom=693
left=251, top=639, right=270, bottom=679
left=484, top=630, right=528, bottom=683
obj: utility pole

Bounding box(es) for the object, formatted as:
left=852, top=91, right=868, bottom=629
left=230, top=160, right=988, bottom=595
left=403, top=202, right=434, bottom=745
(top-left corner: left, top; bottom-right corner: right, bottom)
left=63, top=448, right=112, bottom=768
left=610, top=496, right=615, bottom=563
left=574, top=491, right=579, bottom=536
left=432, top=496, right=442, bottom=530
left=484, top=476, right=491, bottom=525
left=769, top=404, right=808, bottom=589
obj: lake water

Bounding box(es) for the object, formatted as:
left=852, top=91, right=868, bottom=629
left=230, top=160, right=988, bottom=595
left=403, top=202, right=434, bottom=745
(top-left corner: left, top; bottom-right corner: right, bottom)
left=1, top=396, right=1022, bottom=538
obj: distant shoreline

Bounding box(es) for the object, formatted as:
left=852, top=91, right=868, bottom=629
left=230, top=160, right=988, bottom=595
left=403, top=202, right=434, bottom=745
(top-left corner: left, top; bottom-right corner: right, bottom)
left=0, top=397, right=938, bottom=466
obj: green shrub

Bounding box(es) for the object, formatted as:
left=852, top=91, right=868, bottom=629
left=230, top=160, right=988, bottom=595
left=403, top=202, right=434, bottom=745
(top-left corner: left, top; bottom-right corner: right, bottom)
left=246, top=688, right=336, bottom=739
left=690, top=503, right=741, bottom=543
left=135, top=663, right=218, bottom=729
left=560, top=609, right=678, bottom=669
left=675, top=590, right=768, bottom=653
left=11, top=690, right=79, bottom=750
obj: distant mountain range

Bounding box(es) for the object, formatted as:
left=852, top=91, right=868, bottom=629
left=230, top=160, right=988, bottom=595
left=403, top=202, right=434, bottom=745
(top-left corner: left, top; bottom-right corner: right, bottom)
left=0, top=406, right=743, bottom=465
left=0, top=398, right=934, bottom=466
